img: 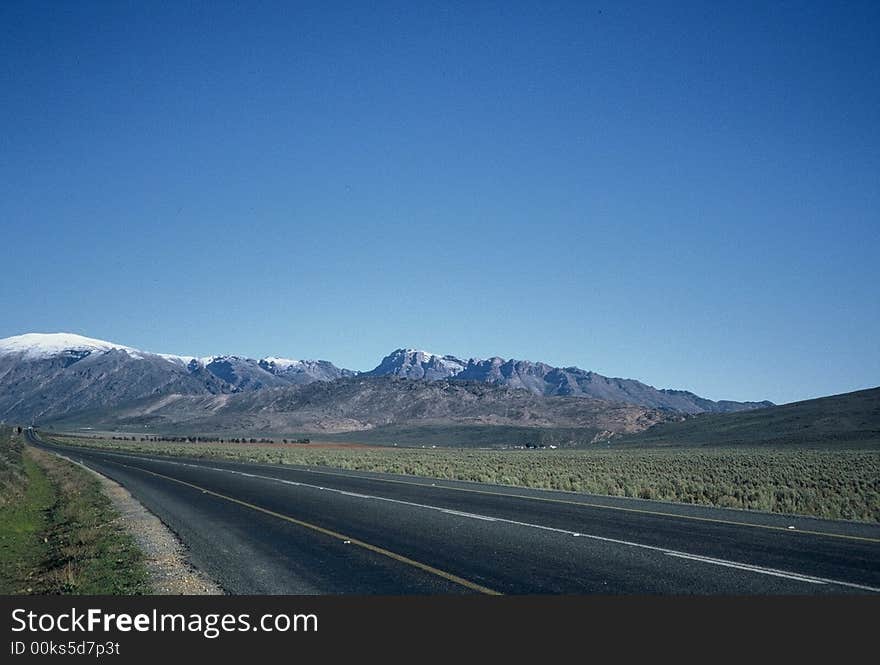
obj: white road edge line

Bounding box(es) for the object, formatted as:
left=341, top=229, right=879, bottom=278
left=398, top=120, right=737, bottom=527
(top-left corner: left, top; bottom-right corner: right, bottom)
left=81, top=449, right=880, bottom=593
left=441, top=509, right=497, bottom=521
left=664, top=553, right=824, bottom=584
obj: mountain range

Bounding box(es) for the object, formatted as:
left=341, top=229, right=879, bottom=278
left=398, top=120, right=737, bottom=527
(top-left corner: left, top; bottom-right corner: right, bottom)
left=0, top=333, right=773, bottom=441
left=367, top=349, right=772, bottom=413
left=51, top=376, right=676, bottom=444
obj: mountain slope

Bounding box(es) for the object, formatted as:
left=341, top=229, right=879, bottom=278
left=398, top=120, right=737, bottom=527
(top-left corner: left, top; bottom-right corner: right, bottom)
left=0, top=345, right=228, bottom=422
left=48, top=376, right=679, bottom=442
left=614, top=387, right=880, bottom=448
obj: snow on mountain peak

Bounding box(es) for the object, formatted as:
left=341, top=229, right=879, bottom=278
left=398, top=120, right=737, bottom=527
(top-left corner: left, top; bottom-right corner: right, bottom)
left=403, top=348, right=441, bottom=358
left=158, top=353, right=199, bottom=367
left=261, top=357, right=304, bottom=369
left=398, top=348, right=464, bottom=362
left=0, top=332, right=144, bottom=360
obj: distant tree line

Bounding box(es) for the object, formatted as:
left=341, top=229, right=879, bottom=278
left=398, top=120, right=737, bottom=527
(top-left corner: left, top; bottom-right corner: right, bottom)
left=108, top=435, right=311, bottom=444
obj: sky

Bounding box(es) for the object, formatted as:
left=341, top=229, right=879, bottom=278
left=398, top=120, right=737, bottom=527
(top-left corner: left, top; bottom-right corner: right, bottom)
left=1, top=1, right=878, bottom=405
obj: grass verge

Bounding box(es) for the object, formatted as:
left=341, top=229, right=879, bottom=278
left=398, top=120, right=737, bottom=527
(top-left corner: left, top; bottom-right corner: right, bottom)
left=0, top=428, right=150, bottom=594
left=50, top=434, right=880, bottom=523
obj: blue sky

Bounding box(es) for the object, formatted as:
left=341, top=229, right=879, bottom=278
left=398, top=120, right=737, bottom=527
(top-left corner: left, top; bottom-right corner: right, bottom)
left=1, top=1, right=878, bottom=404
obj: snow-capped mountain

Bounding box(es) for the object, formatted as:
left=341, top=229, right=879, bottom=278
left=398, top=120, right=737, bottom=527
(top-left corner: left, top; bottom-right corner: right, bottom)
left=259, top=357, right=358, bottom=384
left=365, top=348, right=468, bottom=380
left=195, top=355, right=355, bottom=390
left=0, top=332, right=145, bottom=360
left=0, top=333, right=354, bottom=421
left=365, top=348, right=773, bottom=414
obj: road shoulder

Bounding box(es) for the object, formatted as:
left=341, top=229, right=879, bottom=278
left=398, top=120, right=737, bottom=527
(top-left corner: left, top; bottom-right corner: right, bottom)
left=48, top=449, right=224, bottom=595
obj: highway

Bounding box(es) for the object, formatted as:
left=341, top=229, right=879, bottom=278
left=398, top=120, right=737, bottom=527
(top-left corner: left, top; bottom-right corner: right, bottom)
left=27, top=431, right=880, bottom=595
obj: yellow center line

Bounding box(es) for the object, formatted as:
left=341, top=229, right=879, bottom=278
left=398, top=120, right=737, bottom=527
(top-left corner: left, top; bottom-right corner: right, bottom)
left=105, top=457, right=501, bottom=596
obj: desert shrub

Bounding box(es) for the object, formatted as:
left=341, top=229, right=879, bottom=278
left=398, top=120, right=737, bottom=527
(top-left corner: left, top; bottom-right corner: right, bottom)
left=52, top=436, right=880, bottom=521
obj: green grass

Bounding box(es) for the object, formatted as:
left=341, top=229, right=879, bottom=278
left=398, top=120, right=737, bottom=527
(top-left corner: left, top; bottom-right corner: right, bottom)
left=0, top=446, right=55, bottom=593
left=51, top=434, right=880, bottom=522
left=0, top=428, right=150, bottom=594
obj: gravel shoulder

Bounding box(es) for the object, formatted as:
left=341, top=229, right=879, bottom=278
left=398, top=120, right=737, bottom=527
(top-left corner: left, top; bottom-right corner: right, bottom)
left=49, top=450, right=223, bottom=595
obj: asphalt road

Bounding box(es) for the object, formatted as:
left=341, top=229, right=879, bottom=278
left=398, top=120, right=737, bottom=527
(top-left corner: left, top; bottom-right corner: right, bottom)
left=28, top=432, right=880, bottom=595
